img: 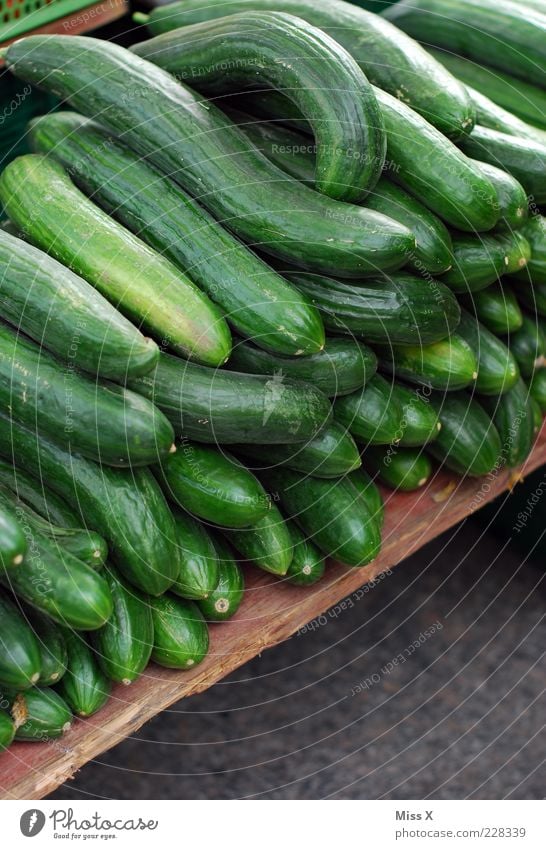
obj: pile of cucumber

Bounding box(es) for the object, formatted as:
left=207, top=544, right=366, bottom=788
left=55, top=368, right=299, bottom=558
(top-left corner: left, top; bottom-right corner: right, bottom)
left=0, top=0, right=545, bottom=752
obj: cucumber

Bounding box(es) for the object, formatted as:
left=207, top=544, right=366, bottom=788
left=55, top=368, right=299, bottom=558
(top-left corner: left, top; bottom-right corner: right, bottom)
left=363, top=446, right=432, bottom=491
left=512, top=216, right=546, bottom=286
left=285, top=523, right=325, bottom=587
left=0, top=592, right=41, bottom=689
left=515, top=280, right=546, bottom=317
left=378, top=336, right=478, bottom=391
left=56, top=631, right=111, bottom=717
left=224, top=502, right=293, bottom=576
left=507, top=314, right=546, bottom=378
left=530, top=368, right=546, bottom=412
left=455, top=308, right=520, bottom=395
left=129, top=353, right=332, bottom=445
left=530, top=396, right=543, bottom=433
left=471, top=160, right=528, bottom=232
left=464, top=283, right=523, bottom=335
left=391, top=383, right=441, bottom=447
left=0, top=460, right=79, bottom=528
left=8, top=687, right=72, bottom=741
left=482, top=380, right=536, bottom=467
left=347, top=469, right=385, bottom=530
left=132, top=11, right=386, bottom=203
left=460, top=126, right=546, bottom=204
left=0, top=155, right=231, bottom=367
left=463, top=84, right=546, bottom=147
left=0, top=230, right=158, bottom=381
left=92, top=569, right=153, bottom=686
left=0, top=711, right=15, bottom=750
left=3, top=37, right=413, bottom=279
left=171, top=511, right=219, bottom=601
left=29, top=112, right=324, bottom=358
left=0, top=413, right=180, bottom=597
left=198, top=538, right=245, bottom=621
left=441, top=234, right=508, bottom=294
left=335, top=374, right=403, bottom=446
left=428, top=393, right=502, bottom=477
left=227, top=337, right=376, bottom=398
left=0, top=500, right=26, bottom=570
left=27, top=611, right=67, bottom=686
left=264, top=469, right=381, bottom=567
left=136, top=0, right=474, bottom=139
left=289, top=272, right=460, bottom=345
left=150, top=596, right=209, bottom=669
left=385, top=0, right=546, bottom=88
left=157, top=443, right=271, bottom=529
left=495, top=233, right=532, bottom=275
left=37, top=524, right=108, bottom=571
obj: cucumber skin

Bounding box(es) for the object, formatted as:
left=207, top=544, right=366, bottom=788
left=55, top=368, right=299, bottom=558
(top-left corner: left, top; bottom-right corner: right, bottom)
left=496, top=233, right=532, bottom=276
left=198, top=538, right=245, bottom=621
left=26, top=610, right=68, bottom=686
left=171, top=511, right=219, bottom=601
left=150, top=596, right=209, bottom=669
left=335, top=374, right=403, bottom=446
left=5, top=36, right=413, bottom=280
left=441, top=234, right=507, bottom=294
left=530, top=369, right=546, bottom=413
left=92, top=569, right=153, bottom=685
left=347, top=469, right=385, bottom=530
left=391, top=383, right=441, bottom=447
left=472, top=161, right=528, bottom=232
left=157, top=443, right=272, bottom=529
left=285, top=523, right=325, bottom=587
left=265, top=469, right=381, bottom=567
left=460, top=127, right=546, bottom=204
left=56, top=631, right=111, bottom=718
left=0, top=711, right=15, bottom=750
left=0, top=412, right=180, bottom=597
left=0, top=460, right=79, bottom=528
left=378, top=336, right=478, bottom=392
left=456, top=308, right=520, bottom=396
left=363, top=446, right=432, bottom=492
left=224, top=502, right=293, bottom=576
left=129, top=353, right=332, bottom=445
left=30, top=112, right=324, bottom=359
left=508, top=315, right=546, bottom=379
left=428, top=393, right=502, bottom=477
left=482, top=380, right=536, bottom=468
left=512, top=216, right=546, bottom=287
left=0, top=593, right=41, bottom=690
left=467, top=284, right=523, bottom=336
left=516, top=280, right=546, bottom=318
left=8, top=688, right=72, bottom=741
left=227, top=337, right=376, bottom=399
left=0, top=229, right=158, bottom=381
left=0, top=501, right=26, bottom=570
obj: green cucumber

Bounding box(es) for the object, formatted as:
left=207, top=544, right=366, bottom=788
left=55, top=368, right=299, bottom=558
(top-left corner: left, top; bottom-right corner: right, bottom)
left=129, top=353, right=331, bottom=445
left=347, top=469, right=385, bottom=530
left=289, top=272, right=460, bottom=345
left=224, top=502, right=293, bottom=576
left=441, top=234, right=508, bottom=293
left=390, top=383, right=441, bottom=447
left=462, top=83, right=546, bottom=145
left=56, top=631, right=111, bottom=717
left=0, top=501, right=26, bottom=570
left=515, top=280, right=546, bottom=317
left=472, top=160, right=528, bottom=232
left=171, top=511, right=219, bottom=601
left=157, top=443, right=271, bottom=529
left=150, top=596, right=209, bottom=669
left=335, top=374, right=403, bottom=446
left=530, top=395, right=543, bottom=433
left=0, top=413, right=180, bottom=597
left=4, top=36, right=413, bottom=279
left=29, top=112, right=324, bottom=358
left=455, top=308, right=520, bottom=395
left=363, top=446, right=432, bottom=491
left=464, top=283, right=523, bottom=335
left=530, top=368, right=546, bottom=412
left=0, top=155, right=231, bottom=367
left=235, top=421, right=361, bottom=479
left=37, top=525, right=107, bottom=571
left=385, top=0, right=546, bottom=88
left=0, top=592, right=41, bottom=689
left=92, top=569, right=153, bottom=686
left=26, top=611, right=67, bottom=686
left=136, top=0, right=474, bottom=139
left=0, top=461, right=79, bottom=528
left=481, top=380, right=535, bottom=467
left=428, top=393, right=502, bottom=477
left=378, top=336, right=478, bottom=391
left=197, top=538, right=245, bottom=621
left=0, top=230, right=158, bottom=381
left=285, top=523, right=325, bottom=586
left=495, top=233, right=531, bottom=275
left=512, top=216, right=546, bottom=286
left=264, top=469, right=381, bottom=567
left=8, top=687, right=72, bottom=741
left=507, top=315, right=546, bottom=378
left=0, top=711, right=15, bottom=750
left=227, top=337, right=376, bottom=398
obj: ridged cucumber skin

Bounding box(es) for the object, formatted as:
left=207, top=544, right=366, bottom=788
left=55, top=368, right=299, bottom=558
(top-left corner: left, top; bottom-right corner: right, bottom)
left=515, top=280, right=546, bottom=318
left=197, top=538, right=245, bottom=621
left=428, top=393, right=502, bottom=477
left=171, top=511, right=219, bottom=601
left=530, top=369, right=546, bottom=413
left=7, top=687, right=72, bottom=741
left=157, top=443, right=271, bottom=529
left=56, top=631, right=111, bottom=718
left=0, top=501, right=26, bottom=570
left=0, top=321, right=175, bottom=468
left=26, top=610, right=67, bottom=686
left=441, top=234, right=508, bottom=293
left=149, top=596, right=209, bottom=669
left=132, top=11, right=386, bottom=204
left=5, top=37, right=413, bottom=279
left=385, top=0, right=546, bottom=88
left=38, top=524, right=108, bottom=570
left=465, top=284, right=523, bottom=336
left=460, top=127, right=546, bottom=204
left=472, top=161, right=528, bottom=232
left=363, top=446, right=432, bottom=492
left=224, top=502, right=293, bottom=576
left=482, top=380, right=536, bottom=468
left=495, top=233, right=532, bottom=276
left=530, top=396, right=543, bottom=433
left=512, top=217, right=546, bottom=286
left=289, top=272, right=460, bottom=345
left=507, top=315, right=546, bottom=379
left=0, top=413, right=180, bottom=597
left=0, top=155, right=231, bottom=368
left=0, top=711, right=15, bottom=750
left=0, top=460, right=79, bottom=529
left=390, top=383, right=441, bottom=447
left=227, top=337, right=376, bottom=399
left=264, top=469, right=381, bottom=567
left=456, top=308, right=520, bottom=396
left=0, top=230, right=158, bottom=381
left=378, top=336, right=478, bottom=391
left=347, top=469, right=385, bottom=530
left=138, top=0, right=474, bottom=139
left=0, top=593, right=41, bottom=690
left=129, top=353, right=332, bottom=445
left=29, top=112, right=324, bottom=359
left=335, top=374, right=403, bottom=446
left=92, top=569, right=153, bottom=686
left=285, top=523, right=325, bottom=587
left=462, top=84, right=546, bottom=147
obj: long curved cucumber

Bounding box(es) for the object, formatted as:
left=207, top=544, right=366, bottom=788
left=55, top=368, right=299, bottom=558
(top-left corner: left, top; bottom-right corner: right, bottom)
left=390, top=382, right=441, bottom=447
left=0, top=460, right=79, bottom=528
left=0, top=592, right=41, bottom=689
left=378, top=336, right=478, bottom=391
left=508, top=315, right=546, bottom=379
left=171, top=511, right=219, bottom=601
left=465, top=283, right=523, bottom=336
left=0, top=711, right=15, bottom=750
left=285, top=523, right=325, bottom=586
left=56, top=631, right=111, bottom=717
left=149, top=596, right=209, bottom=669
left=455, top=308, right=520, bottom=395
left=472, top=161, right=528, bottom=232
left=512, top=216, right=546, bottom=286
left=224, top=502, right=293, bottom=576
left=29, top=112, right=324, bottom=358
left=335, top=374, right=404, bottom=446
left=428, top=393, right=502, bottom=477
left=441, top=234, right=508, bottom=293
left=0, top=155, right=231, bottom=367
left=26, top=610, right=67, bottom=686
left=197, top=538, right=245, bottom=621
left=363, top=446, right=432, bottom=491
left=481, top=380, right=536, bottom=468
left=129, top=353, right=332, bottom=445
left=0, top=500, right=26, bottom=570
left=8, top=687, right=72, bottom=741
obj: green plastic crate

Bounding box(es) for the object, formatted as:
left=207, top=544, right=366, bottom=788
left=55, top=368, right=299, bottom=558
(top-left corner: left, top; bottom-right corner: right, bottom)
left=0, top=0, right=93, bottom=43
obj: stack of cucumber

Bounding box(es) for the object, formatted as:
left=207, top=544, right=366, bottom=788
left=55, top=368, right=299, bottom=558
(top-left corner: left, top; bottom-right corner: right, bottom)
left=0, top=0, right=544, bottom=752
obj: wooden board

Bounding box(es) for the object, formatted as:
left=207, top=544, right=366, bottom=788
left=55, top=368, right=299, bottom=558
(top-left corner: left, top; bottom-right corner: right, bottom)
left=2, top=425, right=546, bottom=800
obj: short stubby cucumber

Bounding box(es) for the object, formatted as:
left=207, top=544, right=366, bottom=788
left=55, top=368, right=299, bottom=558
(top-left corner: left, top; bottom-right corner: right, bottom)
left=171, top=510, right=219, bottom=601
left=481, top=380, right=536, bottom=468
left=363, top=445, right=432, bottom=492
left=512, top=216, right=546, bottom=286
left=507, top=315, right=546, bottom=379
left=335, top=374, right=404, bottom=446
left=390, top=382, right=441, bottom=447
left=27, top=610, right=67, bottom=686
left=7, top=687, right=72, bottom=741
left=0, top=592, right=41, bottom=690
left=224, top=502, right=293, bottom=576
left=465, top=283, right=522, bottom=336
left=456, top=308, right=520, bottom=395
left=149, top=596, right=209, bottom=669
left=440, top=233, right=508, bottom=294
left=56, top=630, right=111, bottom=717
left=471, top=160, right=528, bottom=232
left=198, top=538, right=245, bottom=621
left=0, top=500, right=26, bottom=570
left=285, top=523, right=325, bottom=586
left=428, top=392, right=502, bottom=477
left=377, top=336, right=478, bottom=391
